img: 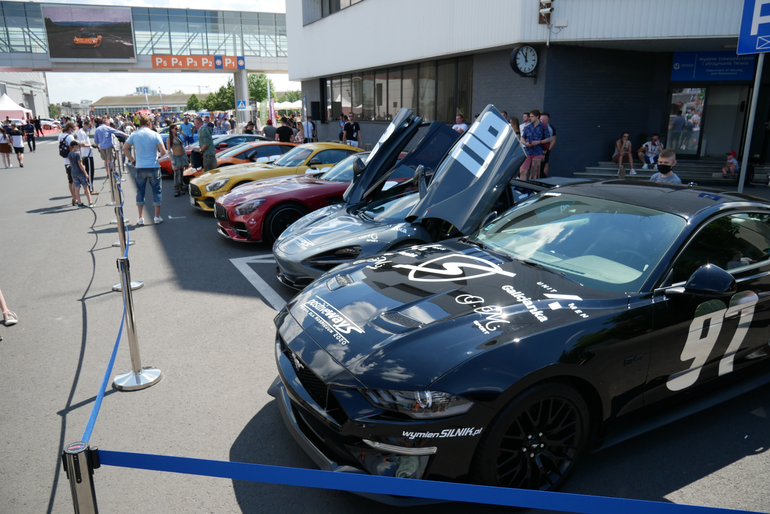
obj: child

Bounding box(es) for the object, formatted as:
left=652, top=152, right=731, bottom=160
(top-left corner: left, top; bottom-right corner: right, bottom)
left=68, top=141, right=93, bottom=208
left=722, top=151, right=739, bottom=178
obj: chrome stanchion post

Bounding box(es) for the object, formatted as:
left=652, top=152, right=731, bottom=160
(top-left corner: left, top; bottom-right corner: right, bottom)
left=113, top=257, right=162, bottom=391
left=61, top=441, right=100, bottom=514
left=105, top=163, right=117, bottom=206
left=109, top=169, right=128, bottom=226
left=112, top=167, right=135, bottom=249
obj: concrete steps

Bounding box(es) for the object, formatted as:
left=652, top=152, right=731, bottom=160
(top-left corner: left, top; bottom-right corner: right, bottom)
left=576, top=160, right=770, bottom=186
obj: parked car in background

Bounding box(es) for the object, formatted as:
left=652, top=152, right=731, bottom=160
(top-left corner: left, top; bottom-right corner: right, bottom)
left=158, top=134, right=266, bottom=176
left=188, top=142, right=362, bottom=211
left=182, top=141, right=295, bottom=181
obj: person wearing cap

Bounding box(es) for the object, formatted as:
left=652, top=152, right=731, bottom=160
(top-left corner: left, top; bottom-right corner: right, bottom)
left=722, top=151, right=739, bottom=178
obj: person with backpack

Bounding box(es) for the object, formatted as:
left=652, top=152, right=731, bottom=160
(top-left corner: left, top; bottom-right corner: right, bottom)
left=58, top=122, right=79, bottom=206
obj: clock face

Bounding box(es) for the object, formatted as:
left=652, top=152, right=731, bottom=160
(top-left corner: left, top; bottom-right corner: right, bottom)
left=516, top=46, right=538, bottom=74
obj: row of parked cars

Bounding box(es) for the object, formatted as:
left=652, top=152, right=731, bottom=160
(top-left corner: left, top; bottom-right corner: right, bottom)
left=178, top=107, right=770, bottom=502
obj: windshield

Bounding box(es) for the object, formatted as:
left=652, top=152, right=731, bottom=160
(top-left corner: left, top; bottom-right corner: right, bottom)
left=473, top=193, right=687, bottom=293
left=274, top=146, right=312, bottom=167
left=320, top=152, right=369, bottom=182
left=360, top=192, right=419, bottom=222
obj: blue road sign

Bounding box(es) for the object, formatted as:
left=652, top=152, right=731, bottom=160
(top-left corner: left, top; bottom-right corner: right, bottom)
left=237, top=57, right=245, bottom=69
left=738, top=0, right=770, bottom=55
left=237, top=101, right=247, bottom=110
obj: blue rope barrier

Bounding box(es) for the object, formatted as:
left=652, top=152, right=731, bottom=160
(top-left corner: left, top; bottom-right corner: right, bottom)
left=97, top=450, right=761, bottom=514
left=81, top=290, right=126, bottom=443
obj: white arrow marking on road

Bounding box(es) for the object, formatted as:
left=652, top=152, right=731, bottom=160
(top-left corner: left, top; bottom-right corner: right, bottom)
left=230, top=254, right=286, bottom=311
left=167, top=215, right=186, bottom=219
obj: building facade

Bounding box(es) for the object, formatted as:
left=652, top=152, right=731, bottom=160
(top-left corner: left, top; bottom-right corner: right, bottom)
left=287, top=0, right=770, bottom=175
left=0, top=71, right=49, bottom=118
left=90, top=93, right=210, bottom=115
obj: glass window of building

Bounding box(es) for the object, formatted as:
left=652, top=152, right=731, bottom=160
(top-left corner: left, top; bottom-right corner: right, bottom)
left=402, top=64, right=418, bottom=114
left=362, top=70, right=374, bottom=121
left=418, top=61, right=436, bottom=122
left=457, top=56, right=473, bottom=123
left=351, top=73, right=363, bottom=117
left=436, top=59, right=456, bottom=123
left=331, top=76, right=342, bottom=119
left=375, top=70, right=387, bottom=121
left=340, top=74, right=352, bottom=116
left=387, top=66, right=402, bottom=120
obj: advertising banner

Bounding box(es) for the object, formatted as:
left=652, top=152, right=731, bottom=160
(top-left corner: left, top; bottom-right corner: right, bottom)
left=42, top=5, right=135, bottom=61
left=152, top=55, right=245, bottom=70
left=670, top=51, right=757, bottom=81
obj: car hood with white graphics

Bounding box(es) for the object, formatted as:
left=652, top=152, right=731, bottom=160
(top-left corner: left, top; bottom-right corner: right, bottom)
left=192, top=162, right=280, bottom=186
left=280, top=239, right=626, bottom=390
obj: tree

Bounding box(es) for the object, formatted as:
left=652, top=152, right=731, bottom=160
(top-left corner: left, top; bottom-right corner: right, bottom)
left=278, top=90, right=302, bottom=103
left=248, top=73, right=275, bottom=103
left=202, top=80, right=235, bottom=111
left=173, top=89, right=185, bottom=95
left=186, top=94, right=202, bottom=112
left=49, top=104, right=60, bottom=117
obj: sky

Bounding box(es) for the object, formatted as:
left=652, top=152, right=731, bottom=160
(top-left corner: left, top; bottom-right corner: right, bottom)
left=42, top=0, right=301, bottom=104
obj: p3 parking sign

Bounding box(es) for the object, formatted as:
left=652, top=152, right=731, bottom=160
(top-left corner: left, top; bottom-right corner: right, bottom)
left=738, top=0, right=770, bottom=54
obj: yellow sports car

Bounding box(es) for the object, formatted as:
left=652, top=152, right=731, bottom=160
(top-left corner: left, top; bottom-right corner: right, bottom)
left=188, top=142, right=363, bottom=211
left=74, top=32, right=103, bottom=47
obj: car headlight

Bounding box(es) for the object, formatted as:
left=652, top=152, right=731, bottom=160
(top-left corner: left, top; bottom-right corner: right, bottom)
left=206, top=178, right=229, bottom=192
left=305, top=246, right=362, bottom=267
left=235, top=198, right=265, bottom=216
left=363, top=389, right=474, bottom=419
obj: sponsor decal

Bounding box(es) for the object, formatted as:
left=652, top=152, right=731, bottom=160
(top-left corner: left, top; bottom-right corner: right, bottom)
left=473, top=320, right=489, bottom=334
left=397, top=250, right=418, bottom=258
left=456, top=294, right=485, bottom=305
left=568, top=302, right=589, bottom=319
left=450, top=111, right=510, bottom=178
left=548, top=301, right=562, bottom=310
left=502, top=285, right=548, bottom=322
left=667, top=291, right=758, bottom=391
left=301, top=296, right=365, bottom=346
left=392, top=224, right=410, bottom=235
left=537, top=281, right=558, bottom=293
left=456, top=294, right=509, bottom=332
left=365, top=256, right=392, bottom=270
left=394, top=254, right=516, bottom=283
left=403, top=427, right=483, bottom=439
left=306, top=216, right=362, bottom=237
left=294, top=236, right=314, bottom=250
left=544, top=293, right=583, bottom=301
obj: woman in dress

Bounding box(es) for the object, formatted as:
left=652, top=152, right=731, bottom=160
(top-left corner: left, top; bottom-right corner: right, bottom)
left=166, top=124, right=189, bottom=197
left=294, top=118, right=305, bottom=143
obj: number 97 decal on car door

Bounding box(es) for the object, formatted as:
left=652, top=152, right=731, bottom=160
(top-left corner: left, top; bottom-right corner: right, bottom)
left=667, top=290, right=759, bottom=391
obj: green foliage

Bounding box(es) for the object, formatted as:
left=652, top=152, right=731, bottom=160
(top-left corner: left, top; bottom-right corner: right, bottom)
left=202, top=80, right=235, bottom=111
left=248, top=74, right=275, bottom=103
left=278, top=90, right=302, bottom=103
left=49, top=104, right=60, bottom=117
left=186, top=94, right=202, bottom=112
left=173, top=89, right=185, bottom=95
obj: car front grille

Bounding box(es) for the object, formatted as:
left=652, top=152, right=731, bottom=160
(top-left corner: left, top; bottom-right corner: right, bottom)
left=282, top=342, right=347, bottom=425
left=189, top=184, right=202, bottom=197
left=214, top=203, right=229, bottom=221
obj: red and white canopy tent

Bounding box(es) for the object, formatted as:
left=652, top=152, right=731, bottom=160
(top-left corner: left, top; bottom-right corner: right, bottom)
left=0, top=94, right=32, bottom=120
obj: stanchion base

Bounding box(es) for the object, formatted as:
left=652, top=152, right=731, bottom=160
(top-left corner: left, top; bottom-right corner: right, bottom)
left=113, top=366, right=162, bottom=391
left=112, top=240, right=136, bottom=248
left=112, top=281, right=143, bottom=292
left=106, top=201, right=117, bottom=206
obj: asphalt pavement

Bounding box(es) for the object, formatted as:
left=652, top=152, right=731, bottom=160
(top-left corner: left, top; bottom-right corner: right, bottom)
left=1, top=138, right=769, bottom=513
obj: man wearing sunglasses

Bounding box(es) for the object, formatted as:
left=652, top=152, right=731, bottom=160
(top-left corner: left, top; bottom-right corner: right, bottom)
left=638, top=134, right=664, bottom=170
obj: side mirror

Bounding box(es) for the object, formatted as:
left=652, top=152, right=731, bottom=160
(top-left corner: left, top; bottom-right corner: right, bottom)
left=481, top=211, right=498, bottom=228
left=352, top=157, right=366, bottom=175
left=683, top=264, right=736, bottom=297
left=307, top=157, right=322, bottom=167
left=413, top=164, right=427, bottom=199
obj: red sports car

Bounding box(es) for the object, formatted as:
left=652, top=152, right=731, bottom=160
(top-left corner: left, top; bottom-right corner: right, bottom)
left=214, top=152, right=369, bottom=243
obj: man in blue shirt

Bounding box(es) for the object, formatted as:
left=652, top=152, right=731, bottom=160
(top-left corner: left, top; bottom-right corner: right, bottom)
left=93, top=116, right=126, bottom=178
left=180, top=117, right=194, bottom=145
left=121, top=115, right=166, bottom=225
left=520, top=109, right=546, bottom=181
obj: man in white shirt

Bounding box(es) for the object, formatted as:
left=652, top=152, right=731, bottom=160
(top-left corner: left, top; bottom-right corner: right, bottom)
left=76, top=120, right=97, bottom=194
left=637, top=134, right=664, bottom=170
left=452, top=114, right=468, bottom=134
left=302, top=116, right=316, bottom=143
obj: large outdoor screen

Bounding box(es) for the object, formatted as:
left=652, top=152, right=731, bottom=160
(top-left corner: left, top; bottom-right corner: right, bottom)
left=42, top=5, right=135, bottom=61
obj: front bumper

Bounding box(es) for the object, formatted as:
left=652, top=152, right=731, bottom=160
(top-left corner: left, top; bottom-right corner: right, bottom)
left=188, top=184, right=217, bottom=211
left=268, top=314, right=489, bottom=504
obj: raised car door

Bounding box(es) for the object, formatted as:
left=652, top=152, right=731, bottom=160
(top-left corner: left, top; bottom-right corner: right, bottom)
left=645, top=211, right=770, bottom=409
left=343, top=108, right=421, bottom=205
left=404, top=105, right=526, bottom=236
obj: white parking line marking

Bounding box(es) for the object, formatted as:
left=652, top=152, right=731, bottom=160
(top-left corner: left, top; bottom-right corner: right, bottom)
left=230, top=254, right=286, bottom=311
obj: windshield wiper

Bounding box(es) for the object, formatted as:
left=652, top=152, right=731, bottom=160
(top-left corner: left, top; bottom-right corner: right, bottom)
left=519, top=259, right=581, bottom=284
left=461, top=236, right=491, bottom=251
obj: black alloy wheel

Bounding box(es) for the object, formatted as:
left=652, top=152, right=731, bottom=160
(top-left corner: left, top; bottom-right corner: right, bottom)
left=472, top=382, right=591, bottom=491
left=264, top=204, right=308, bottom=242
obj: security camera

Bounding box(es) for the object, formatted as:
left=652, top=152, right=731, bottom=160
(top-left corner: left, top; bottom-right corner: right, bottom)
left=540, top=7, right=554, bottom=14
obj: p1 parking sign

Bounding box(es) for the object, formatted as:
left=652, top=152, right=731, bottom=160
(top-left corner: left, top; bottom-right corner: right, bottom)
left=738, top=0, right=770, bottom=54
